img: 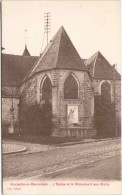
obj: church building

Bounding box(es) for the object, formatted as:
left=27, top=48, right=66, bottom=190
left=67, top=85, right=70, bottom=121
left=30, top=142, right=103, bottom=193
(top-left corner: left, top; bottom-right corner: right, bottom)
left=2, top=26, right=121, bottom=137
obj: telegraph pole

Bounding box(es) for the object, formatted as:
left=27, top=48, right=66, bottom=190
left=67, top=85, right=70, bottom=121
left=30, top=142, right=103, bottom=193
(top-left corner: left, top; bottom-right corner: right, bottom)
left=44, top=12, right=51, bottom=45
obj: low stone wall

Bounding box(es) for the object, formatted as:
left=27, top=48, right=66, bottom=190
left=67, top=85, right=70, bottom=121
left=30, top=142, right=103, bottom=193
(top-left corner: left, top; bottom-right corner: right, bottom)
left=51, top=127, right=96, bottom=138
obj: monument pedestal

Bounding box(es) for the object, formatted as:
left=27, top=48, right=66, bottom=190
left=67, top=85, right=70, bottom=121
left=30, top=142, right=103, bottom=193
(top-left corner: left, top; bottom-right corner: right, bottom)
left=8, top=125, right=14, bottom=134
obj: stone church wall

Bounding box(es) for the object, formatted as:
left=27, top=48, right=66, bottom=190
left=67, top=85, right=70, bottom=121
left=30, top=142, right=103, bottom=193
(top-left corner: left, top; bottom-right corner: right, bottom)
left=114, top=80, right=121, bottom=117
left=19, top=69, right=121, bottom=138
left=35, top=69, right=96, bottom=137
left=93, top=79, right=121, bottom=116
left=20, top=69, right=96, bottom=137
left=54, top=70, right=95, bottom=137
left=93, top=78, right=121, bottom=135
left=3, top=70, right=120, bottom=137
left=19, top=76, right=38, bottom=122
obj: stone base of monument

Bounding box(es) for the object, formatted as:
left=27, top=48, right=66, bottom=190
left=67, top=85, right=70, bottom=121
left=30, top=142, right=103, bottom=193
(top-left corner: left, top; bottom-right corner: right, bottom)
left=8, top=125, right=14, bottom=134
left=51, top=127, right=96, bottom=138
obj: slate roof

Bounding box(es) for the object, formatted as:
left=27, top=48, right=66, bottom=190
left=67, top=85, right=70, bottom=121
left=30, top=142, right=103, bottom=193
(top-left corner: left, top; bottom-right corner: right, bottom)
left=86, top=51, right=121, bottom=80
left=2, top=47, right=5, bottom=51
left=2, top=88, right=18, bottom=97
left=27, top=26, right=87, bottom=79
left=2, top=88, right=12, bottom=97
left=2, top=54, right=39, bottom=86
left=2, top=27, right=121, bottom=87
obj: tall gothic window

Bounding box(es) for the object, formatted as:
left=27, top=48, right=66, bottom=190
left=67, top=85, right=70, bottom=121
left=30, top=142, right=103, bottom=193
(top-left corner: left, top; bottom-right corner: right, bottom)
left=41, top=76, right=52, bottom=101
left=64, top=74, right=78, bottom=99
left=101, top=81, right=111, bottom=103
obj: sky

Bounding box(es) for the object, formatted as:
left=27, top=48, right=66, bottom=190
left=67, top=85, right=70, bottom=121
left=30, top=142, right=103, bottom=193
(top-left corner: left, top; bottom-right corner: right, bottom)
left=2, top=0, right=121, bottom=72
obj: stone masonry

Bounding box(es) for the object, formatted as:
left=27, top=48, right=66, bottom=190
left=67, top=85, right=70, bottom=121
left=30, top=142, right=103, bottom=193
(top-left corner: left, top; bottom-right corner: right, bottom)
left=19, top=69, right=96, bottom=137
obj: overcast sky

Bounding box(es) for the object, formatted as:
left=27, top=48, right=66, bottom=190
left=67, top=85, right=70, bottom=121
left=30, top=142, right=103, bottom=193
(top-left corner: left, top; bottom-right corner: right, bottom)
left=2, top=1, right=120, bottom=72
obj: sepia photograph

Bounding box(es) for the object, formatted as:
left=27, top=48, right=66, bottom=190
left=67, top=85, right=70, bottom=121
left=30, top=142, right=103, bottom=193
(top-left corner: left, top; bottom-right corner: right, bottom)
left=2, top=0, right=121, bottom=194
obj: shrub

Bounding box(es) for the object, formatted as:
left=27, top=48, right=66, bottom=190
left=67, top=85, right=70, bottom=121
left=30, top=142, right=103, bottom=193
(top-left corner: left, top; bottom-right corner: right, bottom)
left=20, top=101, right=52, bottom=136
left=2, top=123, right=10, bottom=137
left=94, top=95, right=116, bottom=137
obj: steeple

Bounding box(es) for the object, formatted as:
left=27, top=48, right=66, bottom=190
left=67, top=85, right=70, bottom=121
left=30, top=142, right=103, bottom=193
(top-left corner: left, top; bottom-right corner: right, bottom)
left=23, top=44, right=30, bottom=56
left=2, top=47, right=5, bottom=53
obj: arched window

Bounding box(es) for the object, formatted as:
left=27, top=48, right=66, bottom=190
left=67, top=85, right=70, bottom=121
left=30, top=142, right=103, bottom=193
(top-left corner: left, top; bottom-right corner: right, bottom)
left=64, top=74, right=78, bottom=99
left=101, top=81, right=111, bottom=103
left=41, top=76, right=52, bottom=101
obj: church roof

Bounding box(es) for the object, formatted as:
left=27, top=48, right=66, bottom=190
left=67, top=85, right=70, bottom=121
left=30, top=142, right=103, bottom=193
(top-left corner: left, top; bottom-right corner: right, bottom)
left=2, top=54, right=39, bottom=86
left=2, top=47, right=5, bottom=51
left=2, top=88, right=12, bottom=97
left=23, top=45, right=30, bottom=56
left=27, top=26, right=86, bottom=79
left=86, top=51, right=121, bottom=80
left=2, top=27, right=121, bottom=87
left=2, top=88, right=18, bottom=97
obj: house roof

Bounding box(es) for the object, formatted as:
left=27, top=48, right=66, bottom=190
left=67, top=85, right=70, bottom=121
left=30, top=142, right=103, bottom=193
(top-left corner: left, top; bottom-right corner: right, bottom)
left=2, top=53, right=39, bottom=86
left=86, top=51, right=121, bottom=80
left=27, top=26, right=87, bottom=79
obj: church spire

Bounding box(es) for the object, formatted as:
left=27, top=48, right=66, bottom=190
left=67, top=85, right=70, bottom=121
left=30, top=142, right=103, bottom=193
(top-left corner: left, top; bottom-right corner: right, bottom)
left=22, top=29, right=30, bottom=56
left=23, top=44, right=30, bottom=56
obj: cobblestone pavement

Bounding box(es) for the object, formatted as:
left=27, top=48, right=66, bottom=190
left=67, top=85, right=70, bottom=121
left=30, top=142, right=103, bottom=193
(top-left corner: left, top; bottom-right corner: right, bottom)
left=3, top=138, right=121, bottom=181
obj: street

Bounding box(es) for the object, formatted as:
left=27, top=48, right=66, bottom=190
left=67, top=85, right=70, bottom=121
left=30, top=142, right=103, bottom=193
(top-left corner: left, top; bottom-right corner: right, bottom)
left=43, top=155, right=121, bottom=181
left=3, top=138, right=121, bottom=181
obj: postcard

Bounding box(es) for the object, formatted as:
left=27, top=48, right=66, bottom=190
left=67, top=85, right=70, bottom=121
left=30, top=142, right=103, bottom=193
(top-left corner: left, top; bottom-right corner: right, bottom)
left=2, top=1, right=121, bottom=194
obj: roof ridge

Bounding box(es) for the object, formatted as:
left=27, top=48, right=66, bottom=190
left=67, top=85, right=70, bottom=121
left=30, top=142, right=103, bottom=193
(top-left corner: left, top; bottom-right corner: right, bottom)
left=23, top=28, right=63, bottom=82
left=87, top=51, right=99, bottom=61
left=23, top=27, right=66, bottom=82
left=93, top=51, right=99, bottom=77
left=54, top=27, right=65, bottom=69
left=98, top=52, right=113, bottom=67
left=55, top=27, right=86, bottom=70
left=24, top=42, right=55, bottom=82
left=19, top=26, right=87, bottom=84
